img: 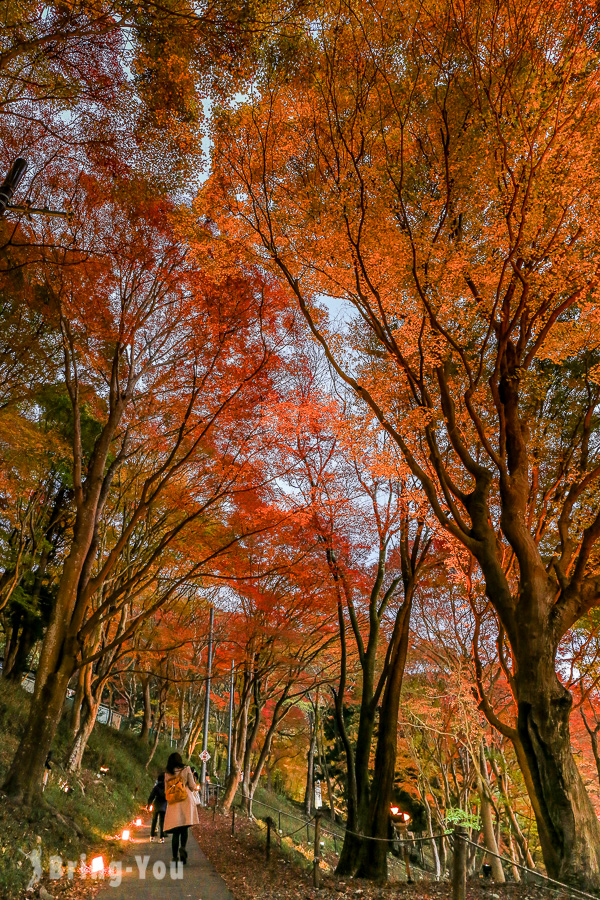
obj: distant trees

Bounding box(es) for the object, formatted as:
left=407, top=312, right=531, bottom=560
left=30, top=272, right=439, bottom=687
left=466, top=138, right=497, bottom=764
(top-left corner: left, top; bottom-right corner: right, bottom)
left=276, top=381, right=438, bottom=879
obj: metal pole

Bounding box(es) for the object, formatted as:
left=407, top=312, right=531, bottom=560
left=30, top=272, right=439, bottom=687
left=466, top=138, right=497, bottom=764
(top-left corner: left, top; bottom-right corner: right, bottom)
left=201, top=607, right=214, bottom=792
left=227, top=659, right=234, bottom=776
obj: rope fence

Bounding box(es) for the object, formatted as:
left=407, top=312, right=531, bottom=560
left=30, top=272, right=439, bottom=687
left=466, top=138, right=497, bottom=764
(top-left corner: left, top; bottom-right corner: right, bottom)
left=223, top=790, right=599, bottom=899
left=459, top=835, right=600, bottom=900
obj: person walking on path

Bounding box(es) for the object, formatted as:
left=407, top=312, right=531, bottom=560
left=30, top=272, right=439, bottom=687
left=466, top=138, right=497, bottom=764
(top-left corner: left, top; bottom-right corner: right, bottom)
left=163, top=752, right=199, bottom=865
left=147, top=771, right=167, bottom=842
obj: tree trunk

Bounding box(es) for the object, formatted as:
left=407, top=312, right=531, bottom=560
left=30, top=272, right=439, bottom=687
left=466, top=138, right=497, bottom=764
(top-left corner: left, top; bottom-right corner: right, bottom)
left=1, top=502, right=101, bottom=802
left=513, top=639, right=600, bottom=888
left=476, top=745, right=505, bottom=882
left=188, top=715, right=203, bottom=757
left=580, top=709, right=600, bottom=788
left=336, top=663, right=377, bottom=874
left=2, top=657, right=74, bottom=802
left=146, top=711, right=165, bottom=770
left=3, top=616, right=36, bottom=681
left=318, top=715, right=336, bottom=822
left=2, top=622, right=16, bottom=678
left=66, top=696, right=99, bottom=772
left=221, top=681, right=251, bottom=813
left=355, top=593, right=413, bottom=881
left=221, top=767, right=241, bottom=811
left=334, top=693, right=367, bottom=875
left=424, top=795, right=442, bottom=879
left=490, top=753, right=536, bottom=869
left=509, top=835, right=522, bottom=882
left=265, top=755, right=273, bottom=793
left=139, top=677, right=152, bottom=743
left=70, top=667, right=86, bottom=736
left=304, top=709, right=317, bottom=817
left=332, top=660, right=360, bottom=874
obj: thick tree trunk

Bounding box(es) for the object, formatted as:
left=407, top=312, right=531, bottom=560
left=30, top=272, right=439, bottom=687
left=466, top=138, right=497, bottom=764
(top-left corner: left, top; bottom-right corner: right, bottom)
left=514, top=647, right=600, bottom=888
left=2, top=660, right=73, bottom=802
left=2, top=514, right=97, bottom=801
left=221, top=767, right=241, bottom=811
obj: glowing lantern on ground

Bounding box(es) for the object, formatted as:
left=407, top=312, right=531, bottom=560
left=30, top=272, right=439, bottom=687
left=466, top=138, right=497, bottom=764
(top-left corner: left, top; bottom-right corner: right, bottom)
left=122, top=830, right=130, bottom=841
left=91, top=856, right=104, bottom=874
left=135, top=818, right=143, bottom=826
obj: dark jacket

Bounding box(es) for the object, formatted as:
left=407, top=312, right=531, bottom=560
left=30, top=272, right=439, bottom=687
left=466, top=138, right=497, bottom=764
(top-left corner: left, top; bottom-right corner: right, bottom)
left=148, top=773, right=167, bottom=812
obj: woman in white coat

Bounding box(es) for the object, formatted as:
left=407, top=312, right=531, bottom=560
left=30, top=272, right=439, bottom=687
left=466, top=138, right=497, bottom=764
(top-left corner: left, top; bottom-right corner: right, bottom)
left=163, top=752, right=199, bottom=864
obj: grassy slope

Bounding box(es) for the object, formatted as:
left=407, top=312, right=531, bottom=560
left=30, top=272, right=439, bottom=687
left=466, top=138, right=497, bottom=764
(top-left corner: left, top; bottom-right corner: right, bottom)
left=0, top=680, right=169, bottom=898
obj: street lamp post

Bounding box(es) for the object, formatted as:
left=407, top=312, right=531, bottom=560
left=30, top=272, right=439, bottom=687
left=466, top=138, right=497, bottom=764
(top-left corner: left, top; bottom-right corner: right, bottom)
left=200, top=606, right=214, bottom=799
left=226, top=659, right=234, bottom=776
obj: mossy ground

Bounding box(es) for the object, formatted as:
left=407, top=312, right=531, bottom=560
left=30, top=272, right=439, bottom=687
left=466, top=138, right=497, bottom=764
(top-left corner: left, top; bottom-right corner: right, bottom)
left=0, top=680, right=169, bottom=898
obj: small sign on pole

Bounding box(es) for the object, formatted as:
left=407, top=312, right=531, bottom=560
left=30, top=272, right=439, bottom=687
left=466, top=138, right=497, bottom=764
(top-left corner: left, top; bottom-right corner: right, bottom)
left=199, top=749, right=211, bottom=763
left=314, top=780, right=322, bottom=810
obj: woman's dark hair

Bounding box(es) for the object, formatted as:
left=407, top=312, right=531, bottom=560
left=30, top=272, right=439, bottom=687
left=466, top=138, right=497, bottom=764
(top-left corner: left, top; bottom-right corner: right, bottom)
left=166, top=752, right=184, bottom=774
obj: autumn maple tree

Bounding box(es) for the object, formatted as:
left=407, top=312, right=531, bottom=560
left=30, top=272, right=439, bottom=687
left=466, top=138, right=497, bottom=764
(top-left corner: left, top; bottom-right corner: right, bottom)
left=202, top=0, right=600, bottom=887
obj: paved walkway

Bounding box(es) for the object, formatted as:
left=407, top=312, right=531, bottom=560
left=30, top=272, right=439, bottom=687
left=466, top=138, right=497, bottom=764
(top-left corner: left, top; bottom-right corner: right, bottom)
left=97, top=817, right=233, bottom=900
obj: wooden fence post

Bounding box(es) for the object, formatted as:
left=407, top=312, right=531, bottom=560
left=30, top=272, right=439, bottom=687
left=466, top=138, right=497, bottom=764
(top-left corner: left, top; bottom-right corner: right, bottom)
left=313, top=813, right=322, bottom=889
left=266, top=816, right=273, bottom=861
left=403, top=843, right=414, bottom=884
left=231, top=806, right=236, bottom=836
left=452, top=826, right=467, bottom=900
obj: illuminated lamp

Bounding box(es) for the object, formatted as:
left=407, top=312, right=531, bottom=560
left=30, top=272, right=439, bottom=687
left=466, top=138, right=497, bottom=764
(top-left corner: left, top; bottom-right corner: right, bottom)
left=122, top=830, right=130, bottom=841
left=91, top=856, right=104, bottom=874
